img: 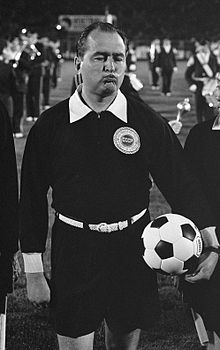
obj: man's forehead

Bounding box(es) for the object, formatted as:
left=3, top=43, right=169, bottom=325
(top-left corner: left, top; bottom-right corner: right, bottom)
left=86, top=30, right=126, bottom=52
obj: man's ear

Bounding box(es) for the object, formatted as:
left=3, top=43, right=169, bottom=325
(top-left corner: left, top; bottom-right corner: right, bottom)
left=74, top=57, right=82, bottom=71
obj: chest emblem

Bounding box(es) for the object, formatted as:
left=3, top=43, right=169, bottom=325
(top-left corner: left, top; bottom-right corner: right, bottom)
left=113, top=127, right=140, bottom=154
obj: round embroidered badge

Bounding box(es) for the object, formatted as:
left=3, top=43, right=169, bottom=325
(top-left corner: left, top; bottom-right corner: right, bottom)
left=113, top=127, right=141, bottom=154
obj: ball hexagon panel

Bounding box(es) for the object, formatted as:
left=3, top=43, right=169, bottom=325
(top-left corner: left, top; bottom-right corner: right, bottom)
left=142, top=227, right=161, bottom=249
left=173, top=237, right=194, bottom=261
left=161, top=257, right=186, bottom=275
left=181, top=223, right=197, bottom=241
left=143, top=249, right=161, bottom=269
left=155, top=240, right=173, bottom=259
left=159, top=222, right=183, bottom=243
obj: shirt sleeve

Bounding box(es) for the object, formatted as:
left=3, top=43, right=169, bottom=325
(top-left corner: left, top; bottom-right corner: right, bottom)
left=20, top=121, right=50, bottom=253
left=22, top=253, right=44, bottom=273
left=0, top=102, right=18, bottom=256
left=149, top=119, right=215, bottom=230
left=185, top=58, right=196, bottom=86
left=184, top=126, right=220, bottom=239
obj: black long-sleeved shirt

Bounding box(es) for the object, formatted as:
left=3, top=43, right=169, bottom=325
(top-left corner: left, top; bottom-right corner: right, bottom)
left=0, top=60, right=16, bottom=97
left=0, top=101, right=18, bottom=293
left=20, top=91, right=215, bottom=254
left=184, top=118, right=220, bottom=234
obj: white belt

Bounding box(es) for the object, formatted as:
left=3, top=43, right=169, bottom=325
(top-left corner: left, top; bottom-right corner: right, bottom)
left=56, top=208, right=147, bottom=233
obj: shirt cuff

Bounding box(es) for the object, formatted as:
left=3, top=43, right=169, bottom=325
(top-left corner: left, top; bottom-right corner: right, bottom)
left=22, top=253, right=44, bottom=273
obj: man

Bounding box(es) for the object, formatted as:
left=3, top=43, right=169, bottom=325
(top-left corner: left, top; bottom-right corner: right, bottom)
left=25, top=31, right=45, bottom=122
left=183, top=86, right=220, bottom=348
left=40, top=36, right=55, bottom=111
left=155, top=38, right=177, bottom=96
left=185, top=39, right=219, bottom=124
left=0, top=38, right=17, bottom=119
left=20, top=22, right=220, bottom=350
left=9, top=35, right=31, bottom=138
left=147, top=38, right=161, bottom=90
left=0, top=100, right=18, bottom=308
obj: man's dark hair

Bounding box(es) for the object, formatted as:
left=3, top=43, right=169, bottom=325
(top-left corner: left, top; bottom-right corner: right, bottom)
left=198, top=39, right=209, bottom=46
left=76, top=21, right=128, bottom=58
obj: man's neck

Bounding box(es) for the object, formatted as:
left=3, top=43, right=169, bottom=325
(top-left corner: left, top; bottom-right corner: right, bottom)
left=81, top=88, right=117, bottom=113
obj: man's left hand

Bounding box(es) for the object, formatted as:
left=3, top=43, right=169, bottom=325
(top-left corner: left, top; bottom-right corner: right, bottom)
left=185, top=226, right=219, bottom=283
left=185, top=251, right=218, bottom=283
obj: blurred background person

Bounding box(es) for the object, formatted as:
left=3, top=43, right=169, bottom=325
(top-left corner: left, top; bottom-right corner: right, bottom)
left=156, top=38, right=177, bottom=96
left=0, top=38, right=16, bottom=120
left=126, top=41, right=137, bottom=72
left=9, top=35, right=31, bottom=138
left=0, top=99, right=19, bottom=317
left=50, top=40, right=63, bottom=89
left=121, top=40, right=143, bottom=99
left=40, top=36, right=55, bottom=111
left=25, top=30, right=45, bottom=122
left=185, top=39, right=219, bottom=123
left=147, top=38, right=161, bottom=90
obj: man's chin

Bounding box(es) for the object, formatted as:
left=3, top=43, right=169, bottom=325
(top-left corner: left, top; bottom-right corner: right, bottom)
left=102, top=82, right=118, bottom=96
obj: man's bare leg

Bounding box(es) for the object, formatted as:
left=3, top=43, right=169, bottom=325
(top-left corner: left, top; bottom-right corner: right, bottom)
left=104, top=320, right=141, bottom=350
left=57, top=332, right=94, bottom=350
left=206, top=332, right=220, bottom=350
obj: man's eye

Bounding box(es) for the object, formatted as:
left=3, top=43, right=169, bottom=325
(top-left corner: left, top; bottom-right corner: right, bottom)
left=94, top=56, right=105, bottom=61
left=114, top=56, right=125, bottom=62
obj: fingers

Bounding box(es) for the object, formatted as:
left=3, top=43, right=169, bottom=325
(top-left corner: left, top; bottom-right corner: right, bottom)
left=31, top=301, right=49, bottom=310
left=185, top=270, right=204, bottom=283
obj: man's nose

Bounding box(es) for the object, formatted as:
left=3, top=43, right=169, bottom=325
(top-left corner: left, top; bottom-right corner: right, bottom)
left=104, top=57, right=116, bottom=71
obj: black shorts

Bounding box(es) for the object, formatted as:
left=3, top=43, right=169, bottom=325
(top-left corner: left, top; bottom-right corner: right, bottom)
left=50, top=212, right=160, bottom=338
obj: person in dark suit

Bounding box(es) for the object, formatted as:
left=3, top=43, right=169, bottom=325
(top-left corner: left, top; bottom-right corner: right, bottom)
left=9, top=35, right=31, bottom=138
left=156, top=38, right=177, bottom=96
left=26, top=31, right=45, bottom=122
left=185, top=39, right=219, bottom=124
left=183, top=106, right=220, bottom=348
left=147, top=38, right=161, bottom=89
left=0, top=38, right=17, bottom=118
left=0, top=100, right=18, bottom=306
left=40, top=36, right=55, bottom=111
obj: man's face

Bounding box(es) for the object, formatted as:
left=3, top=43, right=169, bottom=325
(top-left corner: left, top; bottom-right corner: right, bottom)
left=163, top=39, right=171, bottom=47
left=200, top=44, right=209, bottom=54
left=79, top=29, right=127, bottom=97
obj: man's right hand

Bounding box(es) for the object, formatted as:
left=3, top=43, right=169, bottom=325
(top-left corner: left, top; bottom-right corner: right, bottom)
left=26, top=272, right=51, bottom=304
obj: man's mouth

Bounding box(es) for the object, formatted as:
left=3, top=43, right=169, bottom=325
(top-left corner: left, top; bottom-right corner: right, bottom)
left=103, top=75, right=117, bottom=83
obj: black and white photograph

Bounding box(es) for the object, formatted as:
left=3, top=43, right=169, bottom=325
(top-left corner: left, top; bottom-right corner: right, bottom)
left=1, top=1, right=220, bottom=349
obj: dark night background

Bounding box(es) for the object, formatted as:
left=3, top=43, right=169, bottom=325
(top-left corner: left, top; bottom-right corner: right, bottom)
left=1, top=0, right=220, bottom=41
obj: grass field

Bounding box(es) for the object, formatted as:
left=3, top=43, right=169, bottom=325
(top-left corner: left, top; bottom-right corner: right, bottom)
left=7, top=60, right=203, bottom=349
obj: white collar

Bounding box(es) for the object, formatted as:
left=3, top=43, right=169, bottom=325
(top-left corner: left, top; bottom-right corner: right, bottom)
left=212, top=115, right=220, bottom=130
left=69, top=88, right=127, bottom=123
left=164, top=45, right=171, bottom=53
left=196, top=51, right=210, bottom=64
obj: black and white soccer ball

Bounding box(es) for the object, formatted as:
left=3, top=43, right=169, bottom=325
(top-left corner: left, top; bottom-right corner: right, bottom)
left=142, top=213, right=203, bottom=276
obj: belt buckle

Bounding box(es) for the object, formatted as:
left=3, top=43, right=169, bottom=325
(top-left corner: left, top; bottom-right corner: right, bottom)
left=97, top=222, right=110, bottom=233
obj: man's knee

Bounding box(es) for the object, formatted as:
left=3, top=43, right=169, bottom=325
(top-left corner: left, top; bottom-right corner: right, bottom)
left=57, top=332, right=94, bottom=350
left=104, top=321, right=141, bottom=350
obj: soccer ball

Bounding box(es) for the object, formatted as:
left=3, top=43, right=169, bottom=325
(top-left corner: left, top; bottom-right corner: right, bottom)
left=142, top=213, right=203, bottom=276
